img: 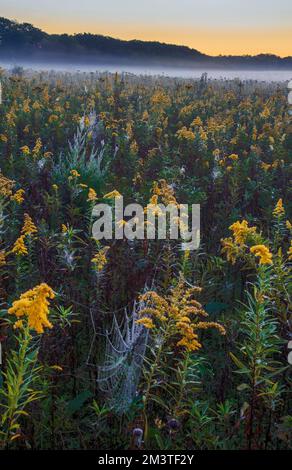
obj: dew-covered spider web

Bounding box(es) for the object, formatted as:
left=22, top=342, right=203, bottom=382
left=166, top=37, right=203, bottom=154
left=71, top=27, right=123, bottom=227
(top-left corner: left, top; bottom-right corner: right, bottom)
left=96, top=296, right=149, bottom=414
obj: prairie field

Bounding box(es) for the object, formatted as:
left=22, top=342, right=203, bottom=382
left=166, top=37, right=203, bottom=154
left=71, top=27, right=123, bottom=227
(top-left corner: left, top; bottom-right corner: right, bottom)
left=0, top=69, right=291, bottom=450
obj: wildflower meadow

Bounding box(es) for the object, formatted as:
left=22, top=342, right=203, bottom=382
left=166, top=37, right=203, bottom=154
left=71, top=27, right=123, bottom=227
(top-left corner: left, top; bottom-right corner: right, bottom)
left=0, top=69, right=291, bottom=450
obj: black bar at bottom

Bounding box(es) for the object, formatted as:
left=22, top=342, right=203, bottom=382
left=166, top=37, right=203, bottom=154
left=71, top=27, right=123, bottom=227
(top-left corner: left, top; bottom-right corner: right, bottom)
left=0, top=450, right=290, bottom=466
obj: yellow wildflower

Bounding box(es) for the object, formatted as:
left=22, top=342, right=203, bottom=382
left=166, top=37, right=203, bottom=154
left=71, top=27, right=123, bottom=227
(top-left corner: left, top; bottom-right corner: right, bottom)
left=250, top=245, right=273, bottom=265
left=261, top=107, right=270, bottom=118
left=23, top=98, right=30, bottom=113
left=32, top=101, right=42, bottom=110
left=199, top=127, right=208, bottom=141
left=92, top=246, right=110, bottom=272
left=14, top=320, right=24, bottom=330
left=150, top=90, right=171, bottom=110
left=48, top=115, right=59, bottom=123
left=229, top=220, right=257, bottom=245
left=194, top=321, right=226, bottom=336
left=69, top=169, right=81, bottom=179
left=130, top=141, right=139, bottom=153
left=0, top=172, right=14, bottom=197
left=11, top=189, right=25, bottom=204
left=221, top=237, right=239, bottom=265
left=32, top=138, right=42, bottom=156
left=142, top=110, right=149, bottom=121
left=20, top=145, right=30, bottom=156
left=104, top=190, right=122, bottom=199
left=136, top=317, right=155, bottom=329
left=288, top=241, right=292, bottom=261
left=191, top=116, right=203, bottom=127
left=138, top=278, right=225, bottom=352
left=273, top=199, right=285, bottom=217
left=261, top=162, right=271, bottom=171
left=51, top=365, right=63, bottom=372
left=0, top=134, right=8, bottom=143
left=8, top=283, right=55, bottom=334
left=177, top=335, right=201, bottom=351
left=176, top=127, right=195, bottom=141
left=21, top=213, right=37, bottom=236
left=11, top=235, right=28, bottom=256
left=152, top=179, right=178, bottom=206
left=87, top=188, right=97, bottom=201
left=0, top=250, right=6, bottom=267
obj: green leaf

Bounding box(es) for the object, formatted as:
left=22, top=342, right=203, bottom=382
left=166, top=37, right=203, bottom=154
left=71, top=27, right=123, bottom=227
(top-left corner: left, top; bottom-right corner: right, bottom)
left=229, top=352, right=246, bottom=370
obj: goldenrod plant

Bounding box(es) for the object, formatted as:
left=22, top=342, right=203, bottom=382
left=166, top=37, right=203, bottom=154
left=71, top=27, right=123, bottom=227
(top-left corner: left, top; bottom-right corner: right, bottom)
left=0, top=284, right=55, bottom=447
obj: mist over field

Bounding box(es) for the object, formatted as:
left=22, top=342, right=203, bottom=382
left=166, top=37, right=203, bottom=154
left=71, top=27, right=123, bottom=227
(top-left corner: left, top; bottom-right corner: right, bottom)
left=1, top=60, right=292, bottom=82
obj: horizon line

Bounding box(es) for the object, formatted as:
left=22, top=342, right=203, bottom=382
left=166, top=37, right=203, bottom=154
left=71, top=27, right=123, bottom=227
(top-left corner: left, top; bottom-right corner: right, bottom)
left=3, top=15, right=292, bottom=59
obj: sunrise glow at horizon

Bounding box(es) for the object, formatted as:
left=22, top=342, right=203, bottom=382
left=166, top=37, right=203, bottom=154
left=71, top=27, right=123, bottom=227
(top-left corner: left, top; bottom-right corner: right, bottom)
left=1, top=0, right=292, bottom=57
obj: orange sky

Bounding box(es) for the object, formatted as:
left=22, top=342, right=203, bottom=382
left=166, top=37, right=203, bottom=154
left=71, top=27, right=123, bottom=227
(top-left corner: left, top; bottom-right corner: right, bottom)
left=40, top=22, right=292, bottom=57
left=2, top=0, right=292, bottom=57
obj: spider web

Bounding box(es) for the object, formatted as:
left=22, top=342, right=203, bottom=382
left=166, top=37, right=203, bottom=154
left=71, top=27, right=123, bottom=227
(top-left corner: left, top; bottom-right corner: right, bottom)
left=95, top=296, right=149, bottom=414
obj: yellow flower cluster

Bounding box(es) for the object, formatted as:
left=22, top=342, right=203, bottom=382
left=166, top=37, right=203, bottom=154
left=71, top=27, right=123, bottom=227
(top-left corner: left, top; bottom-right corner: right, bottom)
left=152, top=179, right=177, bottom=206
left=136, top=317, right=154, bottom=329
left=222, top=219, right=273, bottom=266
left=250, top=245, right=273, bottom=265
left=229, top=220, right=257, bottom=245
left=20, top=145, right=30, bottom=156
left=191, top=116, right=203, bottom=127
left=104, top=190, right=122, bottom=199
left=10, top=214, right=37, bottom=256
left=137, top=277, right=225, bottom=352
left=150, top=90, right=171, bottom=111
left=273, top=198, right=285, bottom=217
left=32, top=138, right=42, bottom=156
left=68, top=169, right=81, bottom=180
left=176, top=126, right=195, bottom=141
left=287, top=241, right=292, bottom=261
left=11, top=235, right=28, bottom=256
left=92, top=246, right=110, bottom=272
left=8, top=283, right=55, bottom=334
left=21, top=213, right=38, bottom=236
left=11, top=188, right=25, bottom=204
left=0, top=133, right=8, bottom=143
left=0, top=250, right=6, bottom=267
left=0, top=172, right=14, bottom=197
left=87, top=188, right=97, bottom=201
left=221, top=237, right=241, bottom=265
